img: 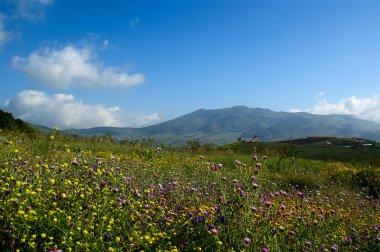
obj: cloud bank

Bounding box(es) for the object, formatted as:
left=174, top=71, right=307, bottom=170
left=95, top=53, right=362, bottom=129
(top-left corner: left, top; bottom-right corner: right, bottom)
left=291, top=96, right=380, bottom=123
left=3, top=90, right=162, bottom=129
left=12, top=45, right=145, bottom=89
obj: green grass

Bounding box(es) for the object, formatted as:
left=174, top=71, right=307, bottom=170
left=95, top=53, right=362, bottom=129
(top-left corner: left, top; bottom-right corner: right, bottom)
left=0, top=130, right=379, bottom=251
left=221, top=138, right=380, bottom=166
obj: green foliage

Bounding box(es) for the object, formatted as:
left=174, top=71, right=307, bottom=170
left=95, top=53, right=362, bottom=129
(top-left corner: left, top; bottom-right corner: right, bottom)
left=0, top=109, right=35, bottom=135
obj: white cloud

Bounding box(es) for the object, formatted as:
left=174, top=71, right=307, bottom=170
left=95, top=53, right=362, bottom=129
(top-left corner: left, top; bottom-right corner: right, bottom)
left=15, top=0, right=54, bottom=20
left=12, top=45, right=145, bottom=89
left=134, top=113, right=163, bottom=127
left=0, top=14, right=12, bottom=51
left=291, top=95, right=380, bottom=123
left=3, top=90, right=163, bottom=129
left=130, top=17, right=140, bottom=28
left=0, top=0, right=53, bottom=51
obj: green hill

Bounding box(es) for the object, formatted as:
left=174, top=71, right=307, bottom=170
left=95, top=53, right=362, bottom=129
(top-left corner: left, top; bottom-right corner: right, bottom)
left=0, top=109, right=35, bottom=134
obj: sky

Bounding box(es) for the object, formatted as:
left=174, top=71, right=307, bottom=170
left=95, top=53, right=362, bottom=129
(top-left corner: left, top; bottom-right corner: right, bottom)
left=1, top=0, right=380, bottom=129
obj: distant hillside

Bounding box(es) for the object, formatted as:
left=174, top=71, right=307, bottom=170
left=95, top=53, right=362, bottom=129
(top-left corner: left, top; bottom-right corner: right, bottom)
left=61, top=106, right=380, bottom=146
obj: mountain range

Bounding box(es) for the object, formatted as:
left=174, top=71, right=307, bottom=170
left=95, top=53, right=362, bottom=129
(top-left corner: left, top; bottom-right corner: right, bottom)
left=62, top=106, right=380, bottom=146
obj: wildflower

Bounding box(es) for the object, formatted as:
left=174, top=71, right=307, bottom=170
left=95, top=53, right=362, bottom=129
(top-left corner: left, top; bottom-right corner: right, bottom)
left=331, top=244, right=338, bottom=251
left=289, top=230, right=296, bottom=235
left=264, top=201, right=272, bottom=207
left=261, top=245, right=269, bottom=252
left=305, top=241, right=312, bottom=247
left=210, top=228, right=218, bottom=235
left=243, top=237, right=251, bottom=245
left=252, top=183, right=259, bottom=189
left=48, top=249, right=62, bottom=252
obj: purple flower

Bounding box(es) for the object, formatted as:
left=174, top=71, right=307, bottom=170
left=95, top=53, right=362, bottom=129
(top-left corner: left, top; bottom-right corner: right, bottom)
left=235, top=160, right=242, bottom=165
left=264, top=201, right=272, bottom=207
left=210, top=228, right=218, bottom=235
left=253, top=154, right=258, bottom=161
left=305, top=241, right=312, bottom=247
left=252, top=183, right=259, bottom=189
left=289, top=230, right=296, bottom=235
left=261, top=245, right=269, bottom=252
left=243, top=237, right=251, bottom=245
left=331, top=244, right=338, bottom=251
left=297, top=191, right=304, bottom=197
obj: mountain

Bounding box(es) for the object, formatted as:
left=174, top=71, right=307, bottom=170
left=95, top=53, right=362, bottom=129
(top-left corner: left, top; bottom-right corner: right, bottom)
left=61, top=106, right=380, bottom=146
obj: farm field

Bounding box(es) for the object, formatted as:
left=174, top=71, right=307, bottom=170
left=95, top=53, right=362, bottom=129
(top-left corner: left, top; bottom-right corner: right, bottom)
left=1, top=130, right=379, bottom=251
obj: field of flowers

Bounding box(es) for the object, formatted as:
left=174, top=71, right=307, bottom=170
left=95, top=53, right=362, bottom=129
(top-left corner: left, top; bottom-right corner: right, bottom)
left=1, top=129, right=379, bottom=251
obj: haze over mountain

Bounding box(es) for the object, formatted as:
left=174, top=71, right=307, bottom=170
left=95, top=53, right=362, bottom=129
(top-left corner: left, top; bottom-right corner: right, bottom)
left=63, top=106, right=380, bottom=146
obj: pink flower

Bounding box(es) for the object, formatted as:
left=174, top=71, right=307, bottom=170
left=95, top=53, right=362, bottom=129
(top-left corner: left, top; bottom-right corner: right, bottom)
left=210, top=228, right=218, bottom=235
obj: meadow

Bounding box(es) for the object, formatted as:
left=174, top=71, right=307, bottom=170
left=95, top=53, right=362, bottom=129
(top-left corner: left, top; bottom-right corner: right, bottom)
left=0, top=129, right=379, bottom=251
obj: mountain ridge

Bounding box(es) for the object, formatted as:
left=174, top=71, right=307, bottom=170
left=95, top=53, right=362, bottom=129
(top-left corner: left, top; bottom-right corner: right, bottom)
left=56, top=106, right=380, bottom=146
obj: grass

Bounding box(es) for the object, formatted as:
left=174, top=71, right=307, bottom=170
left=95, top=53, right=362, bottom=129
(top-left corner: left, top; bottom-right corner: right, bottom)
left=221, top=138, right=380, bottom=166
left=0, top=129, right=379, bottom=251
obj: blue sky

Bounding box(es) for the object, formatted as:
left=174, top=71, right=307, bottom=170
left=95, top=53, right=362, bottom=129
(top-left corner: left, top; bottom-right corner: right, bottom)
left=1, top=0, right=380, bottom=129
